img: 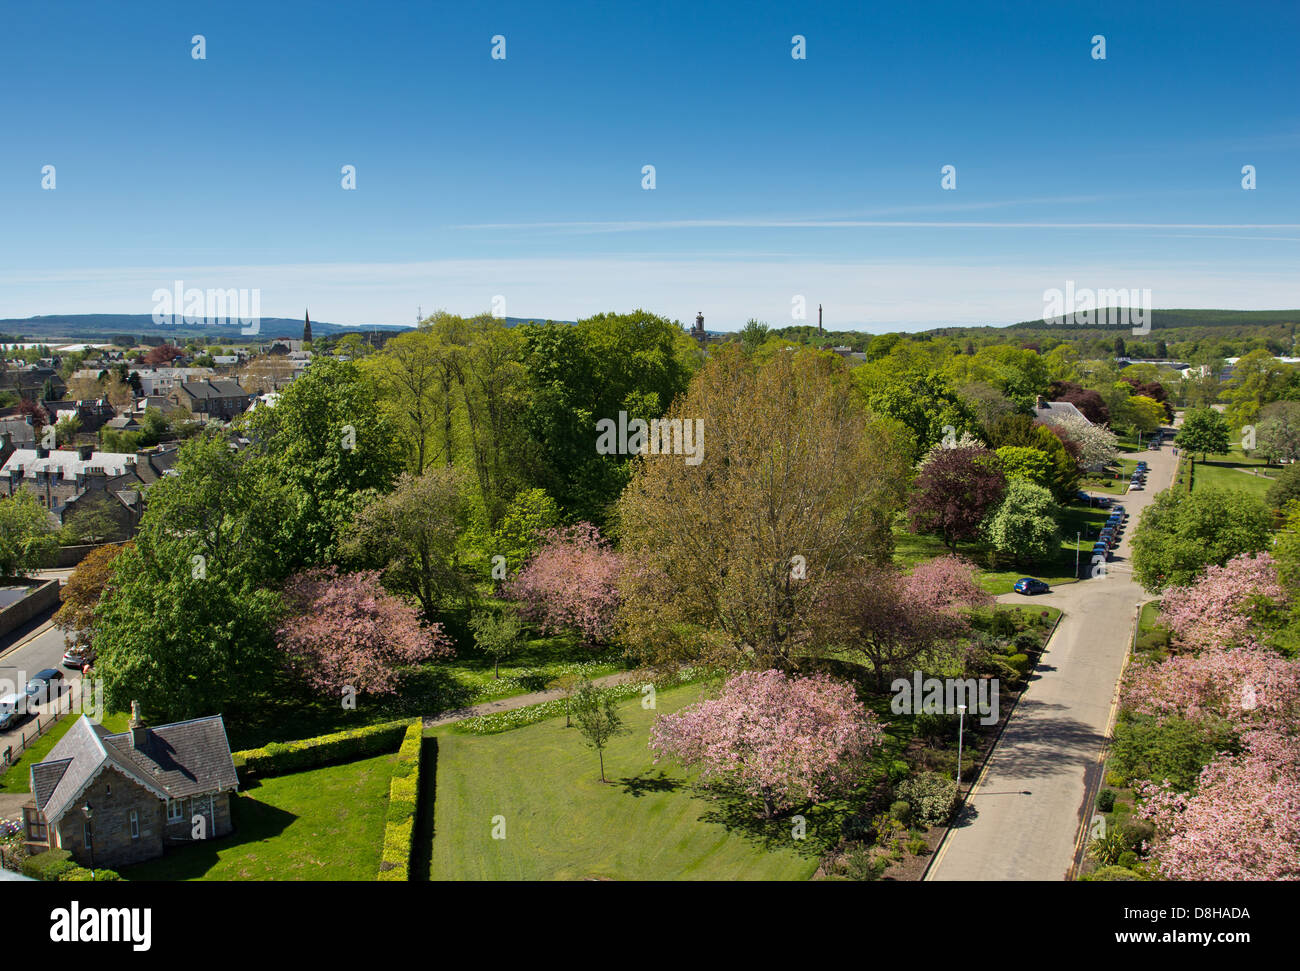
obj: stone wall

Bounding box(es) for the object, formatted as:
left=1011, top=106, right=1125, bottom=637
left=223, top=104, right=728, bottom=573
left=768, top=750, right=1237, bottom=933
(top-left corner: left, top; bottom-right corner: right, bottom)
left=0, top=579, right=59, bottom=639
left=54, top=766, right=164, bottom=868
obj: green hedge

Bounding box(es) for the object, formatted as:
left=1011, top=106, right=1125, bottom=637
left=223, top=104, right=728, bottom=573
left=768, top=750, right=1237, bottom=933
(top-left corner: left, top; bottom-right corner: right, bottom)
left=233, top=718, right=415, bottom=780
left=377, top=723, right=422, bottom=881
left=18, top=849, right=120, bottom=882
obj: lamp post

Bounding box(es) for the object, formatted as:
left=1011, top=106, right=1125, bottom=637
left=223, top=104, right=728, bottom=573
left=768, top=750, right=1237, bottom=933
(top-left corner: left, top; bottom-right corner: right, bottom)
left=1075, top=532, right=1081, bottom=578
left=956, top=704, right=968, bottom=789
left=82, top=802, right=94, bottom=875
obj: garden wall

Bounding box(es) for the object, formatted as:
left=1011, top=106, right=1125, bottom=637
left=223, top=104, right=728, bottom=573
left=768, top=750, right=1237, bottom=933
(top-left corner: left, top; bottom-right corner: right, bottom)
left=0, top=579, right=60, bottom=639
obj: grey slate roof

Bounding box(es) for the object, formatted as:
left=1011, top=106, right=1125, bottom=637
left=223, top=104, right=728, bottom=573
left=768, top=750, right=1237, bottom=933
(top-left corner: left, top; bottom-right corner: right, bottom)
left=29, top=714, right=238, bottom=824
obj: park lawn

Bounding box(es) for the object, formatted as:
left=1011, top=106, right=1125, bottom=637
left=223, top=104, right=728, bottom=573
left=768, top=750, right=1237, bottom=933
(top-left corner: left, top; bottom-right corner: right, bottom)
left=1, top=710, right=130, bottom=793
left=121, top=751, right=396, bottom=881
left=1186, top=446, right=1279, bottom=500
left=426, top=683, right=831, bottom=881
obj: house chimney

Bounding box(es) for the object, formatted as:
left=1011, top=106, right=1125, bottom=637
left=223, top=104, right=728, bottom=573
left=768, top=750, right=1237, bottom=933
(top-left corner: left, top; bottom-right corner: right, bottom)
left=77, top=444, right=94, bottom=461
left=129, top=700, right=147, bottom=749
left=36, top=446, right=49, bottom=459
left=1035, top=395, right=1046, bottom=410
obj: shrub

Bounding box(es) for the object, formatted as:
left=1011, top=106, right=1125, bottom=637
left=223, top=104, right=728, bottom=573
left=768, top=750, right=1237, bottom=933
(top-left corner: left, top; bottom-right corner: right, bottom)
left=840, top=812, right=874, bottom=843
left=897, top=772, right=959, bottom=826
left=842, top=844, right=887, bottom=881
left=377, top=723, right=423, bottom=881
left=1118, top=851, right=1139, bottom=869
left=233, top=718, right=414, bottom=780
left=22, top=849, right=76, bottom=881
left=1084, top=864, right=1142, bottom=881
left=914, top=711, right=957, bottom=743
left=1006, top=653, right=1032, bottom=680
left=906, top=836, right=929, bottom=856
left=889, top=800, right=912, bottom=825
left=1134, top=629, right=1171, bottom=652
left=1096, top=788, right=1116, bottom=813
left=1121, top=817, right=1155, bottom=851
left=61, top=867, right=120, bottom=881
left=1012, top=631, right=1039, bottom=652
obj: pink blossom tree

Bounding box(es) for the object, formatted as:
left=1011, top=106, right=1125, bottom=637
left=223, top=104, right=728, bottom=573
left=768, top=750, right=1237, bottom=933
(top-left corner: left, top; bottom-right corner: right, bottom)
left=277, top=566, right=453, bottom=697
left=1121, top=647, right=1300, bottom=731
left=504, top=522, right=622, bottom=646
left=812, top=556, right=992, bottom=690
left=1139, top=731, right=1300, bottom=880
left=1158, top=553, right=1286, bottom=653
left=649, top=669, right=884, bottom=817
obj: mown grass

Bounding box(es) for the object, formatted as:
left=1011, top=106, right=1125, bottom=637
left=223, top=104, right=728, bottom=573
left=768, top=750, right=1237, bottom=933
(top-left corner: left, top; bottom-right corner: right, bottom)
left=121, top=751, right=397, bottom=881
left=425, top=683, right=835, bottom=881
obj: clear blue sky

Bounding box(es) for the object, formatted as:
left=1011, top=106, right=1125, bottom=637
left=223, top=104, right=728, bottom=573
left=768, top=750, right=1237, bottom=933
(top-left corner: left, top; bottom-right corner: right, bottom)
left=1, top=0, right=1297, bottom=330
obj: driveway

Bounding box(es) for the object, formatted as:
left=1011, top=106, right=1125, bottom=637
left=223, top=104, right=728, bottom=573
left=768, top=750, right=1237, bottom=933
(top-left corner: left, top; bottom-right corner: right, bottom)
left=928, top=440, right=1176, bottom=880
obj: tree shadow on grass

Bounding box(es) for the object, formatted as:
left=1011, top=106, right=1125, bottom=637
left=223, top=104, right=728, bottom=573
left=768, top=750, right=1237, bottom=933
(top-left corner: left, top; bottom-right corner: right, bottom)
left=692, top=785, right=848, bottom=859
left=120, top=794, right=295, bottom=881
left=617, top=771, right=682, bottom=798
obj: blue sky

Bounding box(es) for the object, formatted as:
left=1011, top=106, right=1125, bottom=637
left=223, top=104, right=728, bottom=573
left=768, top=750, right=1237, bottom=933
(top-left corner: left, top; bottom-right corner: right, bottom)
left=1, top=0, right=1297, bottom=330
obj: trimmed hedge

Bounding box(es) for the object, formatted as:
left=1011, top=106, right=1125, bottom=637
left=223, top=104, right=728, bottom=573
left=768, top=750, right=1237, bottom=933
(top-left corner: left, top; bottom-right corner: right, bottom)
left=18, top=849, right=120, bottom=882
left=233, top=718, right=414, bottom=780
left=377, top=723, right=423, bottom=881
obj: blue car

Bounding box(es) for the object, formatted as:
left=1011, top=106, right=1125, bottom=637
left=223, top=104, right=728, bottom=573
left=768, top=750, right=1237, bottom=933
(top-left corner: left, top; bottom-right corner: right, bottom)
left=1013, top=577, right=1050, bottom=595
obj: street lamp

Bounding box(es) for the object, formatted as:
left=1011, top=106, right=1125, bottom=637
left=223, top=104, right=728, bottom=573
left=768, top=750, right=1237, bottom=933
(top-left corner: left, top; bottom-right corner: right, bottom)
left=82, top=802, right=94, bottom=874
left=956, top=704, right=968, bottom=789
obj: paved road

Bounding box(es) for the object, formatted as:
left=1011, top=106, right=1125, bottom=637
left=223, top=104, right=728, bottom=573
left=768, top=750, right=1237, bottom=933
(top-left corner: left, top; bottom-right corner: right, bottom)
left=928, top=440, right=1177, bottom=881
left=0, top=620, right=85, bottom=759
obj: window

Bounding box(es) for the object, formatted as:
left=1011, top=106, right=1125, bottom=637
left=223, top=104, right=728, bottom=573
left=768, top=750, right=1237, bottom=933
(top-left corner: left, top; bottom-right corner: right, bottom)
left=129, top=810, right=139, bottom=840
left=83, top=823, right=92, bottom=848
left=167, top=798, right=183, bottom=822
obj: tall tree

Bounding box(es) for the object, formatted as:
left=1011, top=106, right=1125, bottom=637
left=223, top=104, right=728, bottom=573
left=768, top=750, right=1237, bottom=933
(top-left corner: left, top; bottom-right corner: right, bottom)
left=617, top=345, right=910, bottom=670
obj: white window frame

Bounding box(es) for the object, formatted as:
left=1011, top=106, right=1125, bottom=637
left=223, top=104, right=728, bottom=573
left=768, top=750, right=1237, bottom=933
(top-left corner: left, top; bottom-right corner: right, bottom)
left=129, top=810, right=139, bottom=839
left=167, top=798, right=183, bottom=822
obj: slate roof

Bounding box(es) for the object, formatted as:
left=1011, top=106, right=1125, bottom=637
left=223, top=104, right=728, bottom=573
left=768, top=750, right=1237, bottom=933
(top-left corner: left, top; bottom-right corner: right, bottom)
left=1035, top=400, right=1090, bottom=424
left=29, top=714, right=238, bottom=824
left=176, top=379, right=249, bottom=400
left=1, top=448, right=136, bottom=479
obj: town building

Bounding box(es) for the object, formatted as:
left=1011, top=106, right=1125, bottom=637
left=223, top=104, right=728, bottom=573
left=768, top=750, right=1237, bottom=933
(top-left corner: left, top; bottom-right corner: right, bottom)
left=23, top=707, right=238, bottom=869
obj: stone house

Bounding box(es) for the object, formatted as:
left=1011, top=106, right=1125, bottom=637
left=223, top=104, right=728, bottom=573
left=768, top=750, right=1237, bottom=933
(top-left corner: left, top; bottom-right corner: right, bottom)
left=168, top=379, right=253, bottom=421
left=23, top=707, right=239, bottom=869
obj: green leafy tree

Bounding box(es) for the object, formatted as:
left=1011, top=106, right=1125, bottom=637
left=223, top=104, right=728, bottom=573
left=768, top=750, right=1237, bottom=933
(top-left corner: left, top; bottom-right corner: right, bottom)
left=1175, top=407, right=1231, bottom=461
left=981, top=479, right=1061, bottom=566
left=0, top=491, right=60, bottom=577
left=469, top=606, right=523, bottom=679
left=341, top=467, right=473, bottom=619
left=994, top=445, right=1054, bottom=489
left=241, top=358, right=405, bottom=565
left=92, top=432, right=298, bottom=721
left=1253, top=400, right=1300, bottom=464
left=1130, top=487, right=1272, bottom=592
left=486, top=487, right=561, bottom=576
left=570, top=678, right=627, bottom=783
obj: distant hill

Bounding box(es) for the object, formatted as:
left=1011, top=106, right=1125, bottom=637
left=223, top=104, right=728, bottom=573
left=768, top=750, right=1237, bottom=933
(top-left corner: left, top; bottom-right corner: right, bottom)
left=1006, top=309, right=1300, bottom=331
left=0, top=314, right=575, bottom=342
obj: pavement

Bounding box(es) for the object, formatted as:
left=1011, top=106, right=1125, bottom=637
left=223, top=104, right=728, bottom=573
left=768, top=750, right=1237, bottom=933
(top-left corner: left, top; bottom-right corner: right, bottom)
left=0, top=608, right=84, bottom=773
left=927, top=439, right=1177, bottom=881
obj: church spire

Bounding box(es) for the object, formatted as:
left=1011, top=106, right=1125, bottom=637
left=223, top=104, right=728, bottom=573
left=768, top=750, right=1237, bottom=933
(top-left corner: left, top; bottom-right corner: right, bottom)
left=303, top=309, right=312, bottom=343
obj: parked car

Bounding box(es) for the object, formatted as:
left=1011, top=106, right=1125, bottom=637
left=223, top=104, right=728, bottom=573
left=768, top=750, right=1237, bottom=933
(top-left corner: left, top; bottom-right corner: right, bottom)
left=24, top=669, right=65, bottom=706
left=0, top=693, right=30, bottom=731
left=1129, top=480, right=1143, bottom=491
left=1013, top=577, right=1050, bottom=595
left=62, top=644, right=95, bottom=669
left=1092, top=544, right=1113, bottom=562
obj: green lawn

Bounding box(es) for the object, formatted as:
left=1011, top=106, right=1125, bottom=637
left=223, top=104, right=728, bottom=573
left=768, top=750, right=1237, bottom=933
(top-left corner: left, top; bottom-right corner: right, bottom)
left=1186, top=446, right=1279, bottom=500
left=1137, top=600, right=1162, bottom=636
left=121, top=751, right=396, bottom=881
left=425, top=683, right=832, bottom=881
left=1, top=711, right=131, bottom=793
